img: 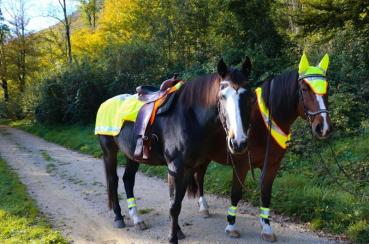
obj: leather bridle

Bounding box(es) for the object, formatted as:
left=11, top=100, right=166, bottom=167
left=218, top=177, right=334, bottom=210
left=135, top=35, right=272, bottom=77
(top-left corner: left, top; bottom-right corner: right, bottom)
left=298, top=75, right=330, bottom=121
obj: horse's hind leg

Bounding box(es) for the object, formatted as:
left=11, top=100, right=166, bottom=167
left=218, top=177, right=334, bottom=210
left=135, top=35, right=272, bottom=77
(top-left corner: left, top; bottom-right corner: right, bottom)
left=122, top=159, right=147, bottom=230
left=194, top=162, right=210, bottom=217
left=99, top=135, right=125, bottom=228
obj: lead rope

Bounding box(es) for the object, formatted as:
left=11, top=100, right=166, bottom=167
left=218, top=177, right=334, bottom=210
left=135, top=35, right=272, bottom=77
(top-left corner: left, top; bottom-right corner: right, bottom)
left=301, top=90, right=366, bottom=197
left=218, top=98, right=247, bottom=188
left=227, top=150, right=247, bottom=188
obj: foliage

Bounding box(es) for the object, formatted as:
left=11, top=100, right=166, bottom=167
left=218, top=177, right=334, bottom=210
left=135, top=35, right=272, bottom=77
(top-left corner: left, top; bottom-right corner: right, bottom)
left=0, top=157, right=66, bottom=243
left=35, top=61, right=110, bottom=124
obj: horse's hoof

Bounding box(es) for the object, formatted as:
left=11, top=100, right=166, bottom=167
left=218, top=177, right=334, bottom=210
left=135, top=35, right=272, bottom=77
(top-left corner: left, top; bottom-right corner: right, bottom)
left=177, top=228, right=185, bottom=240
left=113, top=218, right=125, bottom=228
left=226, top=229, right=241, bottom=238
left=168, top=237, right=178, bottom=244
left=135, top=221, right=148, bottom=230
left=199, top=209, right=210, bottom=218
left=261, top=232, right=277, bottom=242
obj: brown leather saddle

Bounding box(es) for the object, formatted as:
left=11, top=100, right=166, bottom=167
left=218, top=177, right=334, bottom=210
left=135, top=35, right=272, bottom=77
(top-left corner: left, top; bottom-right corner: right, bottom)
left=134, top=75, right=183, bottom=160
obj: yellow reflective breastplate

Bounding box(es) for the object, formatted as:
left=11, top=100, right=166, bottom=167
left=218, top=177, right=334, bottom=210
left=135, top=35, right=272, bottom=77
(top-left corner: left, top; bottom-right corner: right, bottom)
left=255, top=87, right=291, bottom=149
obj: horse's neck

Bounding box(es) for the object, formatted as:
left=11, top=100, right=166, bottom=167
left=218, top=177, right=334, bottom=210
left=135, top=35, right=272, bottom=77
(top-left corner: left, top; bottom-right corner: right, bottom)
left=270, top=93, right=299, bottom=134
left=190, top=105, right=219, bottom=129
left=279, top=112, right=298, bottom=133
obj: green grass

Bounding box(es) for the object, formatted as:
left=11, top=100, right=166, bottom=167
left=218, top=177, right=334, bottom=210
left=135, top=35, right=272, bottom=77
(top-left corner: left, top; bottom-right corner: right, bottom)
left=5, top=119, right=369, bottom=243
left=0, top=157, right=67, bottom=243
left=41, top=151, right=53, bottom=162
left=138, top=208, right=154, bottom=215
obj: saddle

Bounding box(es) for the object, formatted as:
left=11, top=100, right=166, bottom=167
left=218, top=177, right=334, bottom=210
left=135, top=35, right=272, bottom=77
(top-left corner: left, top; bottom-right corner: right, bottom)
left=134, top=75, right=183, bottom=160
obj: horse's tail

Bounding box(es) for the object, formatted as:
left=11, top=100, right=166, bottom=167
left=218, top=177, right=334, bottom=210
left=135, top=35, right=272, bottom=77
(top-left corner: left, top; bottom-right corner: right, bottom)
left=186, top=172, right=199, bottom=198
left=100, top=135, right=118, bottom=210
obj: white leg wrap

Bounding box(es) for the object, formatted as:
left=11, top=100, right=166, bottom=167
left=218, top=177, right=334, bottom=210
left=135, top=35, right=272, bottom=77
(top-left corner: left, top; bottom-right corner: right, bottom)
left=198, top=196, right=209, bottom=211
left=225, top=223, right=238, bottom=232
left=260, top=218, right=273, bottom=235
left=128, top=206, right=143, bottom=225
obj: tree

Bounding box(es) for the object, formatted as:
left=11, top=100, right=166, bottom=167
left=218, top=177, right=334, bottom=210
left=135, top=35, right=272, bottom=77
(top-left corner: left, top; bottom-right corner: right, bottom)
left=57, top=0, right=73, bottom=64
left=80, top=0, right=102, bottom=29
left=0, top=7, right=9, bottom=101
left=7, top=0, right=29, bottom=93
left=295, top=0, right=369, bottom=35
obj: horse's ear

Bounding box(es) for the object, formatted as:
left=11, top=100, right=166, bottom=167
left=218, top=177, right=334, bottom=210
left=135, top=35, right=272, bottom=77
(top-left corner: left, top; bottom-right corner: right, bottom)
left=298, top=52, right=310, bottom=75
left=318, top=53, right=329, bottom=73
left=217, top=58, right=228, bottom=78
left=241, top=56, right=252, bottom=77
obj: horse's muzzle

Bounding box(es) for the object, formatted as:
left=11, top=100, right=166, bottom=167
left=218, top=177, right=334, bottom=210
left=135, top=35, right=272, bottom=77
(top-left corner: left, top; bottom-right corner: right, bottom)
left=228, top=137, right=248, bottom=154
left=312, top=122, right=332, bottom=140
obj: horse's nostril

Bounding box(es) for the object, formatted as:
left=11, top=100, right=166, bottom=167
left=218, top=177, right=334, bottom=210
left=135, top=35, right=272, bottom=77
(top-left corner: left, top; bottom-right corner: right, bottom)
left=315, top=124, right=322, bottom=135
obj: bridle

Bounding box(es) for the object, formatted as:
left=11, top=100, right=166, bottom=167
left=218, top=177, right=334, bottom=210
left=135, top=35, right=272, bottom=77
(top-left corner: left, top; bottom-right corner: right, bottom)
left=297, top=74, right=330, bottom=122
left=217, top=79, right=252, bottom=188
left=218, top=81, right=230, bottom=135
left=217, top=80, right=250, bottom=143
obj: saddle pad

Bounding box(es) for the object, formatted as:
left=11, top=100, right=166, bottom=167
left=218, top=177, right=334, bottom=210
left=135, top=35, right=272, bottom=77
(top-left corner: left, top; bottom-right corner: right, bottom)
left=95, top=94, right=144, bottom=136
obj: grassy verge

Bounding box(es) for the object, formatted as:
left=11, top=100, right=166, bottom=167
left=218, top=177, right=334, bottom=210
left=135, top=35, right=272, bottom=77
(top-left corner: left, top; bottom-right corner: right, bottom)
left=0, top=157, right=66, bottom=243
left=6, top=119, right=369, bottom=243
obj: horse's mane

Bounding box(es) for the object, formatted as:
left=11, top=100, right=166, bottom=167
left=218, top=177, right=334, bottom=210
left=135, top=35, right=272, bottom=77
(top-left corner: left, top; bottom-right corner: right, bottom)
left=179, top=73, right=221, bottom=108
left=261, top=70, right=299, bottom=124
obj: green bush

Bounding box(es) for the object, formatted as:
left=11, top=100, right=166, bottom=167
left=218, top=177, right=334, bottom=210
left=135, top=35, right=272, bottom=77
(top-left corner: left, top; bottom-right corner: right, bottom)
left=0, top=96, right=24, bottom=120
left=35, top=62, right=110, bottom=124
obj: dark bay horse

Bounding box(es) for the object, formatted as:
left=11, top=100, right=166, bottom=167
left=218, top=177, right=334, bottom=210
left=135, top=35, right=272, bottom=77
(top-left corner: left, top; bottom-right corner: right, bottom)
left=97, top=58, right=253, bottom=243
left=190, top=53, right=332, bottom=241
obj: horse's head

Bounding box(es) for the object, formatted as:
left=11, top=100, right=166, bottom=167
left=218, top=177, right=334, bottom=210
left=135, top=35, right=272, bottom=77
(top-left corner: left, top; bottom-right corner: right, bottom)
left=217, top=57, right=253, bottom=154
left=297, top=53, right=332, bottom=139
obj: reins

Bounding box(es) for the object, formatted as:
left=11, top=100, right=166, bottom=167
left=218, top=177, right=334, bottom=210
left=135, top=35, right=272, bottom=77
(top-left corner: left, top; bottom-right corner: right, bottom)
left=218, top=96, right=248, bottom=188
left=305, top=120, right=364, bottom=196
left=300, top=82, right=367, bottom=197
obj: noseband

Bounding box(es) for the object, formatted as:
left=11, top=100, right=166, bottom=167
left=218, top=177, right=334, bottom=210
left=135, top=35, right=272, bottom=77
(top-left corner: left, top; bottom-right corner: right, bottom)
left=298, top=75, right=330, bottom=121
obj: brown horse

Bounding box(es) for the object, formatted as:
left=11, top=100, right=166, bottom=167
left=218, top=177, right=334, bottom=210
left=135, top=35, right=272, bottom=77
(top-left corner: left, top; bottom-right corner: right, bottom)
left=97, top=58, right=253, bottom=243
left=189, top=53, right=332, bottom=241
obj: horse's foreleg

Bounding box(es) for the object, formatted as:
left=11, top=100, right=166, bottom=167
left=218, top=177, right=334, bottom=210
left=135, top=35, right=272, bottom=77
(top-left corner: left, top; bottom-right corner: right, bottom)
left=194, top=162, right=210, bottom=217
left=225, top=164, right=248, bottom=238
left=168, top=162, right=188, bottom=243
left=100, top=136, right=125, bottom=228
left=259, top=162, right=280, bottom=242
left=122, top=159, right=147, bottom=230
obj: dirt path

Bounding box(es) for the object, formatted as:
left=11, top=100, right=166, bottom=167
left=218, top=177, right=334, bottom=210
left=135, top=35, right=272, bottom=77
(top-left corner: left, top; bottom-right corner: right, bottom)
left=0, top=125, right=336, bottom=243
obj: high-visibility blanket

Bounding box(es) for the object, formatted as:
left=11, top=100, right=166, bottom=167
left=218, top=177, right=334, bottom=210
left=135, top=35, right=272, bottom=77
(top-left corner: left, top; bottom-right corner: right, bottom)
left=95, top=94, right=144, bottom=136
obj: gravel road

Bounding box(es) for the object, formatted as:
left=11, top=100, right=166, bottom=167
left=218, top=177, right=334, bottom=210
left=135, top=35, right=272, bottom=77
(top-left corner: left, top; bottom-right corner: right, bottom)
left=0, top=125, right=337, bottom=243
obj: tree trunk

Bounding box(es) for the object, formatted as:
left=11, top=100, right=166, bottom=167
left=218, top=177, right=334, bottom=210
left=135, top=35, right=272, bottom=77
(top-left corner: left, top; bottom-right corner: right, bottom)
left=1, top=78, right=8, bottom=101
left=60, top=0, right=72, bottom=64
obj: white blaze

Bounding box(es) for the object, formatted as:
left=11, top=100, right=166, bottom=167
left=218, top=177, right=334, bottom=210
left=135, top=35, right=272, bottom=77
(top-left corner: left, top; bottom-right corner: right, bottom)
left=316, top=95, right=329, bottom=136
left=221, top=83, right=247, bottom=145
